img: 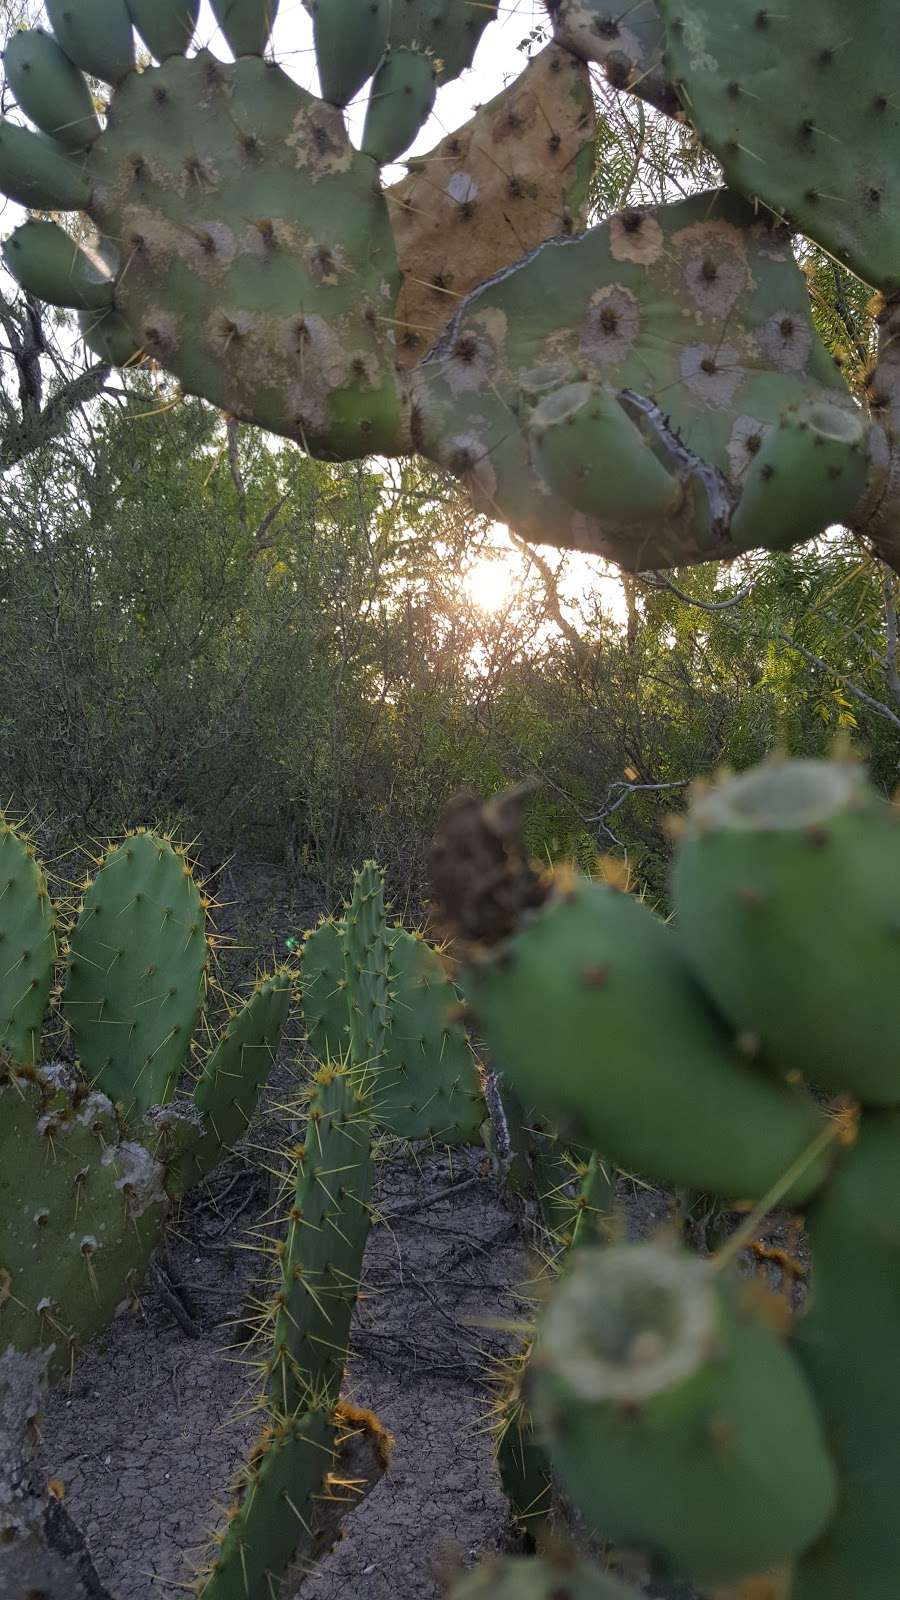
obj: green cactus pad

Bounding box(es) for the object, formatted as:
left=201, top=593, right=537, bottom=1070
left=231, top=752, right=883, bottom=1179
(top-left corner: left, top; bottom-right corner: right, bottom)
left=530, top=1242, right=837, bottom=1585
left=730, top=400, right=869, bottom=552
left=3, top=28, right=101, bottom=148
left=465, top=876, right=833, bottom=1203
left=414, top=189, right=859, bottom=568
left=548, top=0, right=677, bottom=114
left=199, top=1407, right=335, bottom=1600
left=2, top=220, right=112, bottom=312
left=450, top=1554, right=640, bottom=1600
left=44, top=0, right=135, bottom=85
left=673, top=758, right=900, bottom=1105
left=81, top=52, right=406, bottom=458
left=0, top=122, right=91, bottom=210
left=792, top=1117, right=900, bottom=1600
left=61, top=831, right=207, bottom=1121
left=344, top=862, right=390, bottom=1072
left=270, top=1064, right=373, bottom=1415
left=387, top=0, right=498, bottom=81
left=658, top=0, right=900, bottom=295
left=361, top=48, right=437, bottom=164
left=495, top=1389, right=555, bottom=1545
left=126, top=0, right=200, bottom=60
left=78, top=306, right=144, bottom=366
left=168, top=974, right=291, bottom=1193
left=528, top=380, right=684, bottom=524
left=377, top=928, right=484, bottom=1144
left=0, top=817, right=56, bottom=1068
left=0, top=1068, right=165, bottom=1374
left=301, top=919, right=348, bottom=1063
left=210, top=0, right=280, bottom=58
left=309, top=0, right=390, bottom=107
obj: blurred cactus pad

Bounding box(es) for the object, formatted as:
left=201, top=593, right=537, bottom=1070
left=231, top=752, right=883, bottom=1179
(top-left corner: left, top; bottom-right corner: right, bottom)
left=1, top=0, right=899, bottom=570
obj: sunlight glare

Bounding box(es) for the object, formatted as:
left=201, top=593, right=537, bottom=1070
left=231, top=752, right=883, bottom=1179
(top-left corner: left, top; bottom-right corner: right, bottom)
left=464, top=558, right=515, bottom=614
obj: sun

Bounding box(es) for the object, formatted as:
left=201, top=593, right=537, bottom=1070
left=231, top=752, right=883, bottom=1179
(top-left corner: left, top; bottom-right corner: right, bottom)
left=464, top=557, right=515, bottom=613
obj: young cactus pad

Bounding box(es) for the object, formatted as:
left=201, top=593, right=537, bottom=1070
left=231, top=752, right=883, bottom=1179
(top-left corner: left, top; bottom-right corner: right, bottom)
left=672, top=758, right=900, bottom=1105
left=462, top=874, right=833, bottom=1203
left=0, top=1066, right=166, bottom=1373
left=269, top=1063, right=373, bottom=1416
left=529, top=1242, right=838, bottom=1585
left=0, top=816, right=56, bottom=1067
left=657, top=0, right=900, bottom=296
left=378, top=928, right=485, bottom=1144
left=60, top=831, right=208, bottom=1120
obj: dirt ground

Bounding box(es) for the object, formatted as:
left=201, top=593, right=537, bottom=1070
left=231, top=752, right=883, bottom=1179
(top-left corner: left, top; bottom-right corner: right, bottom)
left=32, top=861, right=795, bottom=1600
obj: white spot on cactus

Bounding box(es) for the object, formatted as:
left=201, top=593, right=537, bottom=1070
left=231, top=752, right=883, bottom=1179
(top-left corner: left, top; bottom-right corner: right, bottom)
left=681, top=344, right=744, bottom=408
left=287, top=102, right=353, bottom=178
left=36, top=1061, right=74, bottom=1094
left=758, top=310, right=814, bottom=373
left=447, top=171, right=478, bottom=205
left=79, top=1235, right=99, bottom=1256
left=32, top=1209, right=49, bottom=1227
left=102, top=1141, right=166, bottom=1220
left=77, top=1092, right=114, bottom=1131
left=36, top=1297, right=54, bottom=1314
left=445, top=430, right=498, bottom=506
left=727, top=415, right=774, bottom=481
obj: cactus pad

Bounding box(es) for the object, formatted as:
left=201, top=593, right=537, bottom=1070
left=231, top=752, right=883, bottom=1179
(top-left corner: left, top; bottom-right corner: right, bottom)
left=389, top=44, right=595, bottom=366
left=530, top=1242, right=837, bottom=1585
left=792, top=1116, right=900, bottom=1599
left=378, top=928, right=485, bottom=1144
left=465, top=874, right=833, bottom=1203
left=658, top=0, right=900, bottom=295
left=413, top=188, right=861, bottom=568
left=0, top=1067, right=165, bottom=1373
left=61, top=831, right=208, bottom=1120
left=270, top=1064, right=373, bottom=1415
left=547, top=0, right=677, bottom=114
left=198, top=1405, right=335, bottom=1600
left=673, top=758, right=900, bottom=1105
left=0, top=817, right=56, bottom=1067
left=343, top=862, right=391, bottom=1071
left=3, top=27, right=101, bottom=147
left=169, top=972, right=291, bottom=1192
left=301, top=918, right=348, bottom=1063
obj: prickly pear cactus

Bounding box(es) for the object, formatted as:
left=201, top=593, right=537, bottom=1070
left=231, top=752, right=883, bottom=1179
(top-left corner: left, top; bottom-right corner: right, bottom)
left=0, top=1063, right=166, bottom=1374
left=450, top=1553, right=641, bottom=1599
left=61, top=831, right=208, bottom=1120
left=673, top=757, right=900, bottom=1106
left=0, top=815, right=56, bottom=1067
left=431, top=757, right=900, bottom=1599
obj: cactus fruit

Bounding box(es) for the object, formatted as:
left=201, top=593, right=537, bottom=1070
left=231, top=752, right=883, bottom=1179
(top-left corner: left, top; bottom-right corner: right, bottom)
left=209, top=0, right=280, bottom=59
left=2, top=28, right=101, bottom=148
left=2, top=220, right=113, bottom=310
left=269, top=1063, right=373, bottom=1415
left=168, top=973, right=292, bottom=1193
left=388, top=45, right=595, bottom=366
left=361, top=48, right=437, bottom=165
left=463, top=874, right=833, bottom=1203
left=307, top=0, right=390, bottom=107
left=791, top=1116, right=900, bottom=1600
left=126, top=0, right=201, bottom=61
left=44, top=0, right=135, bottom=85
left=60, top=831, right=208, bottom=1120
left=413, top=188, right=864, bottom=568
left=450, top=1553, right=641, bottom=1600
left=529, top=1242, right=837, bottom=1585
left=0, top=816, right=56, bottom=1067
left=0, top=1064, right=166, bottom=1374
left=657, top=0, right=900, bottom=297
left=673, top=758, right=900, bottom=1105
